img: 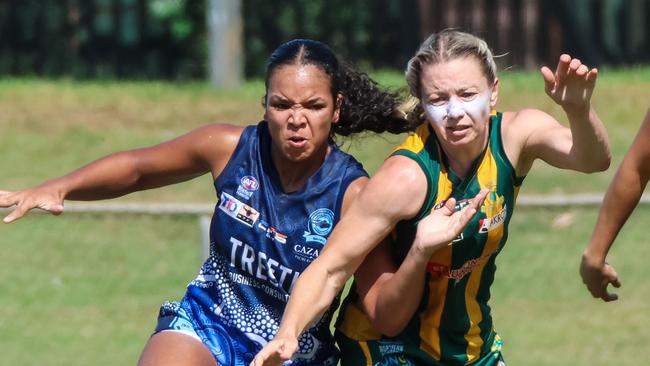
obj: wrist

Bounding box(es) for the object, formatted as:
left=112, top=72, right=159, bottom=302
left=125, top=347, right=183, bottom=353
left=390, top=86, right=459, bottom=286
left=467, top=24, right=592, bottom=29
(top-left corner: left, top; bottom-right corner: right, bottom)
left=274, top=327, right=299, bottom=341
left=408, top=238, right=435, bottom=265
left=563, top=104, right=591, bottom=120
left=582, top=246, right=606, bottom=267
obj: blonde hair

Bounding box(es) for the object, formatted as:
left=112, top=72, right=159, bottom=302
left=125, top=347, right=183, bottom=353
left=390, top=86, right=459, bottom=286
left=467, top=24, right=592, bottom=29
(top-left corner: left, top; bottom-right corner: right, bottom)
left=405, top=29, right=497, bottom=98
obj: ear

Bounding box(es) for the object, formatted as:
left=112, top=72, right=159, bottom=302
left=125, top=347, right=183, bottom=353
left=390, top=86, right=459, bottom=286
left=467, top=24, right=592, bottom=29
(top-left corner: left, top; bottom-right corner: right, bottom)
left=332, top=93, right=343, bottom=124
left=489, top=78, right=499, bottom=108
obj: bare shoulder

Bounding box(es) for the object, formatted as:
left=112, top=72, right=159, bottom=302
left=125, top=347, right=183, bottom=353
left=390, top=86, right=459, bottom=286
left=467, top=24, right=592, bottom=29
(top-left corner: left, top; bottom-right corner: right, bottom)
left=503, top=108, right=558, bottom=129
left=361, top=155, right=428, bottom=220
left=194, top=123, right=246, bottom=148
left=186, top=123, right=246, bottom=175
left=501, top=108, right=562, bottom=145
left=341, top=176, right=369, bottom=214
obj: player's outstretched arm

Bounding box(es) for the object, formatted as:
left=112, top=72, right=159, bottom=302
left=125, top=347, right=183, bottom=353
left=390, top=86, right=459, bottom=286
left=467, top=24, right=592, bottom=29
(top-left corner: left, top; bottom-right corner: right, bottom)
left=0, top=124, right=241, bottom=223
left=515, top=54, right=610, bottom=175
left=355, top=189, right=488, bottom=336
left=581, top=109, right=650, bottom=301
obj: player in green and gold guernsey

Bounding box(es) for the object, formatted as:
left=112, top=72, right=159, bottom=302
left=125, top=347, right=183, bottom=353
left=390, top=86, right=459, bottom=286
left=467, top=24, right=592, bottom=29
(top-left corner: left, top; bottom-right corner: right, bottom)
left=335, top=111, right=521, bottom=366
left=252, top=30, right=611, bottom=366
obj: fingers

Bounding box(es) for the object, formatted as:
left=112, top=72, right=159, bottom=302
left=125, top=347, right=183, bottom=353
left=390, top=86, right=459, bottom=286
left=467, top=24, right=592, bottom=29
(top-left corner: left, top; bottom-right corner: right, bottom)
left=540, top=66, right=556, bottom=94
left=441, top=197, right=457, bottom=215
left=0, top=190, right=17, bottom=207
left=555, top=54, right=571, bottom=77
left=470, top=188, right=489, bottom=210
left=591, top=263, right=621, bottom=302
left=1, top=190, right=65, bottom=223
left=250, top=340, right=294, bottom=366
left=602, top=290, right=618, bottom=302
left=3, top=206, right=27, bottom=224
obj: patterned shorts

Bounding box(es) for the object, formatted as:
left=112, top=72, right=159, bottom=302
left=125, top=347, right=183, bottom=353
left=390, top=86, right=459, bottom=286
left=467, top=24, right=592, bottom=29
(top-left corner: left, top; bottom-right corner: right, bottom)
left=153, top=300, right=258, bottom=366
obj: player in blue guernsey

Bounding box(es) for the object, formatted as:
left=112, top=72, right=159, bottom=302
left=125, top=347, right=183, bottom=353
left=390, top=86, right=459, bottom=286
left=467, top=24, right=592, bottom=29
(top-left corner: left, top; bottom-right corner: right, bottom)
left=0, top=39, right=415, bottom=366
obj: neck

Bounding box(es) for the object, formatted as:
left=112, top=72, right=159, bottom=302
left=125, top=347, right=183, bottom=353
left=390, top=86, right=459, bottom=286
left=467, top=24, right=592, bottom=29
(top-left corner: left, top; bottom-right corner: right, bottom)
left=439, top=132, right=488, bottom=178
left=271, top=144, right=330, bottom=193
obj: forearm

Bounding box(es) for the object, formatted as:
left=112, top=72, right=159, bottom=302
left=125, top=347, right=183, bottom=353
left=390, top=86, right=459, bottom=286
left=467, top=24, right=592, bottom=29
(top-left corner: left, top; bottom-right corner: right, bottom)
left=365, top=245, right=429, bottom=336
left=566, top=107, right=611, bottom=172
left=585, top=163, right=645, bottom=261
left=275, top=258, right=351, bottom=339
left=42, top=152, right=149, bottom=201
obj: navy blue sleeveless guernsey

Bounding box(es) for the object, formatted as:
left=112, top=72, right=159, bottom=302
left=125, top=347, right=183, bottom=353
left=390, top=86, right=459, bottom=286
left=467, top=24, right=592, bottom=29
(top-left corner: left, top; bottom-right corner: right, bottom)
left=177, top=122, right=367, bottom=366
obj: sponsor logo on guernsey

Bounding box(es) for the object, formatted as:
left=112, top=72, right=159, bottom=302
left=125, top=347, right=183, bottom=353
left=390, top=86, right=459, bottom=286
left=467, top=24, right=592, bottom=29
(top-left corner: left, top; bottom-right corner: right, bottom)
left=293, top=244, right=321, bottom=263
left=378, top=341, right=405, bottom=356
left=218, top=191, right=260, bottom=227
left=303, top=208, right=334, bottom=244
left=434, top=198, right=470, bottom=242
left=427, top=249, right=498, bottom=283
left=479, top=191, right=507, bottom=233
left=229, top=236, right=300, bottom=295
left=236, top=175, right=259, bottom=200
left=257, top=220, right=288, bottom=244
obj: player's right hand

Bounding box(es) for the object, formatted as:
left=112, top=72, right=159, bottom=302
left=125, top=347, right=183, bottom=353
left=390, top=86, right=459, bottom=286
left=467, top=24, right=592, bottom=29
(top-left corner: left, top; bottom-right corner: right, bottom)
left=0, top=186, right=65, bottom=223
left=250, top=336, right=298, bottom=366
left=579, top=253, right=621, bottom=302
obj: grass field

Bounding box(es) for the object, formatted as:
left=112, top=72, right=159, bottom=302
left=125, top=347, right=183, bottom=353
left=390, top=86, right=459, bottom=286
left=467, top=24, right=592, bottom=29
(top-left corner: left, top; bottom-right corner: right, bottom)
left=1, top=69, right=650, bottom=365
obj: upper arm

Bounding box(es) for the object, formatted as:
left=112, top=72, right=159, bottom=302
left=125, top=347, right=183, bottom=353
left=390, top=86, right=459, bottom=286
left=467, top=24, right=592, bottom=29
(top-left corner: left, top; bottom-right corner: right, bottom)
left=624, top=109, right=650, bottom=181
left=124, top=123, right=244, bottom=189
left=503, top=109, right=573, bottom=175
left=314, top=155, right=428, bottom=284
left=340, top=176, right=369, bottom=215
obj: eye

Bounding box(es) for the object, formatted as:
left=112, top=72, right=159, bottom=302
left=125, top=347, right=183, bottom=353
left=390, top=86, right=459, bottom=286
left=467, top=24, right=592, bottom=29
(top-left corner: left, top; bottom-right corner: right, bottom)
left=460, top=91, right=478, bottom=100
left=428, top=97, right=447, bottom=106
left=305, top=102, right=327, bottom=110
left=271, top=102, right=291, bottom=110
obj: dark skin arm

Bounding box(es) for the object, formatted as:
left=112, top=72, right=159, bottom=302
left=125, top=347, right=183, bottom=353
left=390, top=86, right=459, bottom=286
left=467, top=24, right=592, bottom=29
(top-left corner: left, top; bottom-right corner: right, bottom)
left=580, top=109, right=650, bottom=301
left=1, top=123, right=243, bottom=223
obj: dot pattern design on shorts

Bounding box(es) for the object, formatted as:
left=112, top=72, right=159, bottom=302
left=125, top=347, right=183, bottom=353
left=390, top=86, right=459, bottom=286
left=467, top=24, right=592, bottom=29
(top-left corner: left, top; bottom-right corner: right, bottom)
left=190, top=255, right=318, bottom=356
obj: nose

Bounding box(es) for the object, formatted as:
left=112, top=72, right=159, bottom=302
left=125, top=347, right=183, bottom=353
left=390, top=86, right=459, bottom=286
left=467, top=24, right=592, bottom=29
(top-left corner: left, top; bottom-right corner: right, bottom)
left=288, top=105, right=307, bottom=127
left=446, top=98, right=464, bottom=119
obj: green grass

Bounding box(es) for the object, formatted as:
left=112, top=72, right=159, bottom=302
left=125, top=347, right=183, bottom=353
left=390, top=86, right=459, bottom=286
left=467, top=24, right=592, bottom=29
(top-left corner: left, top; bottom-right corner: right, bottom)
left=492, top=205, right=650, bottom=365
left=2, top=208, right=649, bottom=365
left=0, top=214, right=202, bottom=366
left=1, top=71, right=650, bottom=365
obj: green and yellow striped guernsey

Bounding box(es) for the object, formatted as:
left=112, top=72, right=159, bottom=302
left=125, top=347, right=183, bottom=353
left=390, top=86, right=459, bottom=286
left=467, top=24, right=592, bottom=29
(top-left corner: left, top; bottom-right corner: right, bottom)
left=336, top=112, right=523, bottom=366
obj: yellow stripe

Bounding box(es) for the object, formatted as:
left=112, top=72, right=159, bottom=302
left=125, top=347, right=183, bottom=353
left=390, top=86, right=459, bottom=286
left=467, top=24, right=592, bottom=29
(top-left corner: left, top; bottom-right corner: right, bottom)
left=464, top=146, right=504, bottom=363
left=420, top=163, right=454, bottom=360
left=359, top=342, right=373, bottom=366
left=390, top=123, right=430, bottom=155
left=336, top=302, right=382, bottom=340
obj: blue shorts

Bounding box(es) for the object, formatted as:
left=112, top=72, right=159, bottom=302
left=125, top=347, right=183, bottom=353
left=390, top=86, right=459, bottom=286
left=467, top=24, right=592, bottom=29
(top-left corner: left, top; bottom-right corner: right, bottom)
left=153, top=301, right=259, bottom=366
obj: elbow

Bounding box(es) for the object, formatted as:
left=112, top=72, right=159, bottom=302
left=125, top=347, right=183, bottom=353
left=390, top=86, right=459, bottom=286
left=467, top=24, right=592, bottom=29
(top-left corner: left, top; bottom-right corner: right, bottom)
left=574, top=148, right=611, bottom=173
left=582, top=154, right=611, bottom=173
left=371, top=318, right=407, bottom=338
left=365, top=306, right=408, bottom=337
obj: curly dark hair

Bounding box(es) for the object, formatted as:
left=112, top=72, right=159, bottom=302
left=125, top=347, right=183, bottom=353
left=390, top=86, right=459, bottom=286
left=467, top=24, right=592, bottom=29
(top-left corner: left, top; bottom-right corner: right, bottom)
left=265, top=39, right=419, bottom=137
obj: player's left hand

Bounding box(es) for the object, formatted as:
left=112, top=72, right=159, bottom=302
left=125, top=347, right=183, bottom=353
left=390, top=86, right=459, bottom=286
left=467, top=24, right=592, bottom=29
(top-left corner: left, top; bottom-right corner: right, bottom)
left=540, top=54, right=598, bottom=115
left=413, top=188, right=488, bottom=256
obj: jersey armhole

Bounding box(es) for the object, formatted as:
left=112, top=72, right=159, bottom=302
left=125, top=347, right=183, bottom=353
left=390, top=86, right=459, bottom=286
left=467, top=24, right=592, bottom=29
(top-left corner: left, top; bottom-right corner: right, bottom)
left=492, top=113, right=526, bottom=187
left=389, top=149, right=438, bottom=221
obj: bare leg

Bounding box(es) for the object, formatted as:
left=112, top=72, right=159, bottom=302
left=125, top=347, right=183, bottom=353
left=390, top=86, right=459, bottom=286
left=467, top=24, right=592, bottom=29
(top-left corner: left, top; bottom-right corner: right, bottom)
left=138, top=331, right=218, bottom=366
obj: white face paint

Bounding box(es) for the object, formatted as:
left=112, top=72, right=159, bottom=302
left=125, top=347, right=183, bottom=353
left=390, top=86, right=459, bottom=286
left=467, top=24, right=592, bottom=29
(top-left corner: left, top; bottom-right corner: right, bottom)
left=423, top=89, right=492, bottom=126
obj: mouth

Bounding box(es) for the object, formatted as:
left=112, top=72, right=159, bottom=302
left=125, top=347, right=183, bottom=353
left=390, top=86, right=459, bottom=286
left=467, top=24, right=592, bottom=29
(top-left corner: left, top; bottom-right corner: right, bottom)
left=447, top=125, right=470, bottom=133
left=287, top=136, right=308, bottom=148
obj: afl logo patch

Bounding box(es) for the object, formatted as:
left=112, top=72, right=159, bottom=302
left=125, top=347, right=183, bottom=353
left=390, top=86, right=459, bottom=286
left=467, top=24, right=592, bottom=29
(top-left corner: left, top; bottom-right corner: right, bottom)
left=240, top=176, right=259, bottom=191
left=236, top=175, right=259, bottom=200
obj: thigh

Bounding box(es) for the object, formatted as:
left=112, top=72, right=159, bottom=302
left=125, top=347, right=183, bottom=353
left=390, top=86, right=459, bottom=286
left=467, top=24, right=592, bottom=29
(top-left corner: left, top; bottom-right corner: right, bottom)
left=138, top=331, right=218, bottom=366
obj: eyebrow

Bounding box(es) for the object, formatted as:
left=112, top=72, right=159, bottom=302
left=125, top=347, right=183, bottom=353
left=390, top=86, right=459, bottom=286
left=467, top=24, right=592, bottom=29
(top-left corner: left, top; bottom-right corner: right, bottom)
left=268, top=95, right=327, bottom=104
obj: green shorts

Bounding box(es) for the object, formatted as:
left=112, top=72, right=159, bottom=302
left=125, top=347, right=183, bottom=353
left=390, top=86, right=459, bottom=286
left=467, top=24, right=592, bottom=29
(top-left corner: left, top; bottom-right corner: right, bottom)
left=335, top=330, right=505, bottom=366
